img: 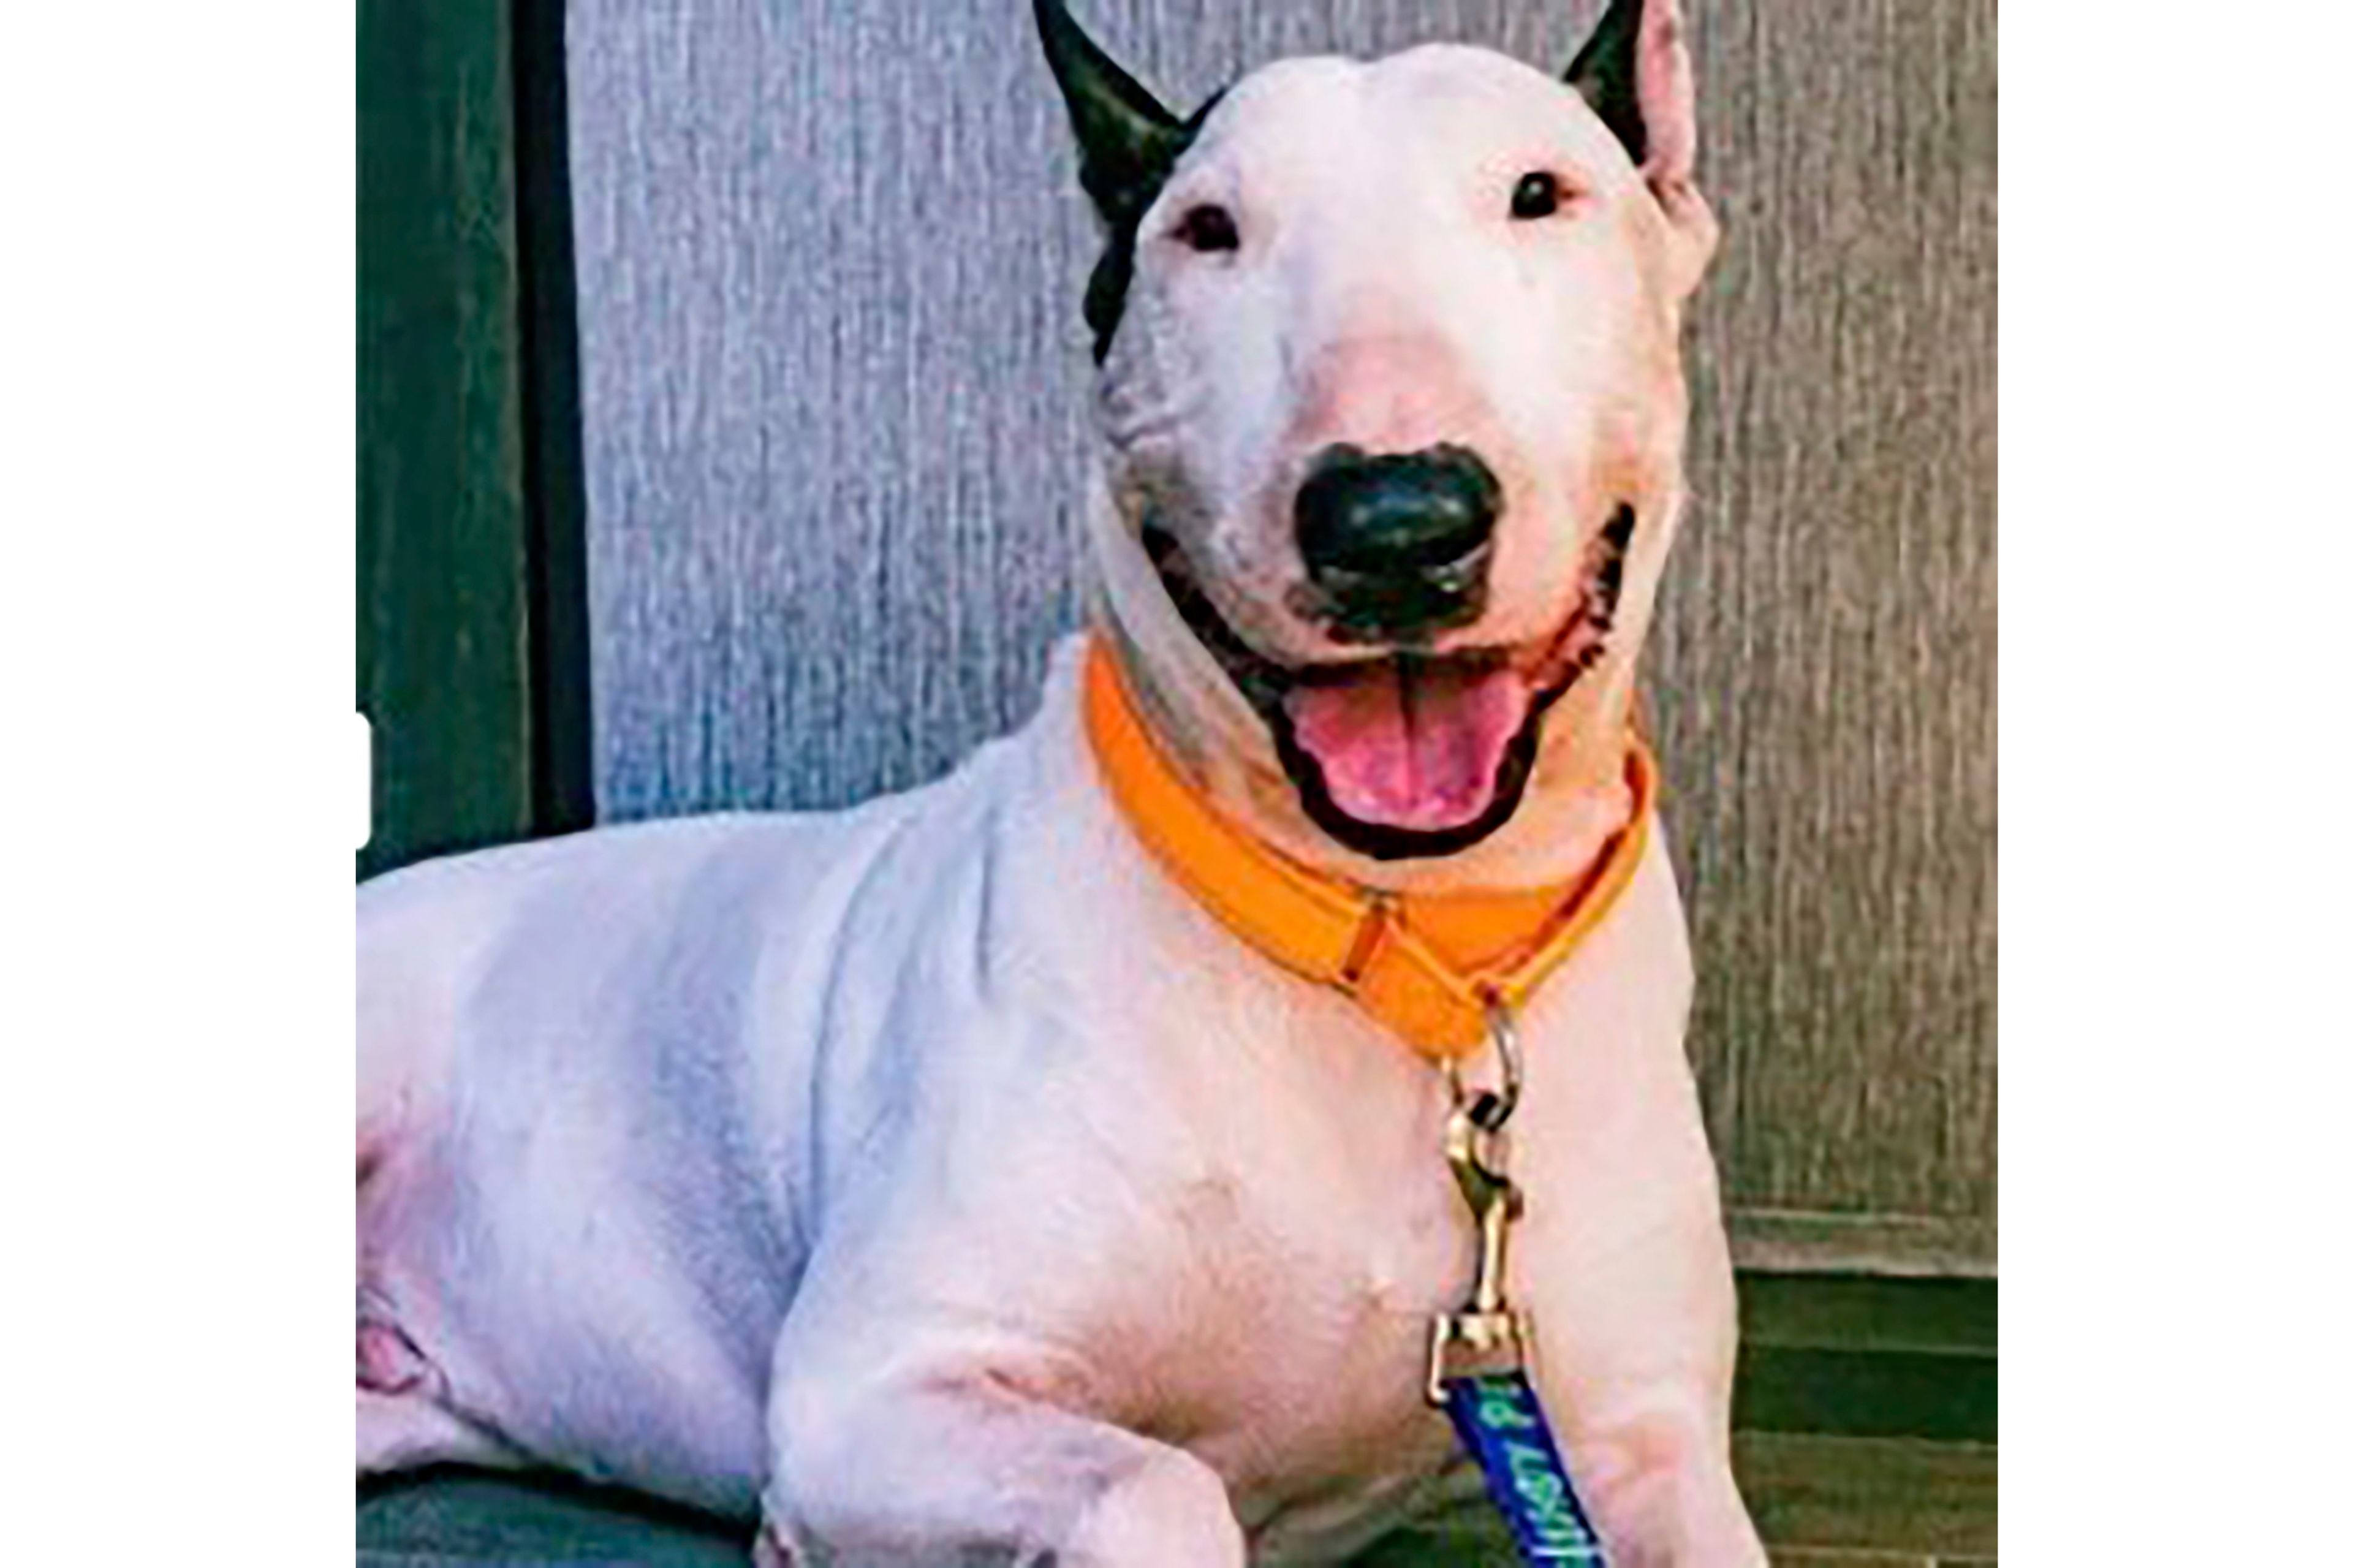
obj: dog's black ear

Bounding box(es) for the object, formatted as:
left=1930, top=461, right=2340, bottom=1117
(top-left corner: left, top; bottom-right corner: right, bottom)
left=1035, top=0, right=1187, bottom=226
left=1564, top=0, right=1648, bottom=165
left=1567, top=0, right=1713, bottom=293
left=1564, top=0, right=1699, bottom=188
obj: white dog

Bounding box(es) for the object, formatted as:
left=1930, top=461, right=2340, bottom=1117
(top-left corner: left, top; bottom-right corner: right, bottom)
left=357, top=1, right=1761, bottom=1561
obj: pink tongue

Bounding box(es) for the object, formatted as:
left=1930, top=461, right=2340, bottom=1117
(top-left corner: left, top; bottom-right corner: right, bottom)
left=1284, top=661, right=1531, bottom=831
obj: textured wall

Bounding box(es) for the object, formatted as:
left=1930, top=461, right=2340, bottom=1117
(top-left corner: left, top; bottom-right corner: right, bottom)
left=567, top=0, right=1996, bottom=1273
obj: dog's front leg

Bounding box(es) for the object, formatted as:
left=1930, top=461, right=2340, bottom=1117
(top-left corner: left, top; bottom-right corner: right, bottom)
left=757, top=1348, right=1243, bottom=1567
left=1513, top=1199, right=1765, bottom=1567
left=1557, top=1401, right=1763, bottom=1568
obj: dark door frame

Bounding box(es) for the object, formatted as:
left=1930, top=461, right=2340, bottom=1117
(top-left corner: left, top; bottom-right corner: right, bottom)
left=358, top=0, right=590, bottom=880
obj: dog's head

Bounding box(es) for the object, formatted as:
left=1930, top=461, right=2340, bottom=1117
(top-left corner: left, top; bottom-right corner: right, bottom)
left=1040, top=0, right=1717, bottom=887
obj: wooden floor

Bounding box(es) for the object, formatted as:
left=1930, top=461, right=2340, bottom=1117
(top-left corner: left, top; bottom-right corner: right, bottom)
left=1736, top=1433, right=1994, bottom=1566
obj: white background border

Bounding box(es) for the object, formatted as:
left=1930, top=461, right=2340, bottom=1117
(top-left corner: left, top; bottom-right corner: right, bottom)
left=2000, top=3, right=2353, bottom=1559
left=6, top=2, right=2353, bottom=1562
left=2, top=4, right=352, bottom=1559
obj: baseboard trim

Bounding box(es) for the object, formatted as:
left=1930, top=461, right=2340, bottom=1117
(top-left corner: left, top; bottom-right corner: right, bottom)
left=1730, top=1209, right=1995, bottom=1279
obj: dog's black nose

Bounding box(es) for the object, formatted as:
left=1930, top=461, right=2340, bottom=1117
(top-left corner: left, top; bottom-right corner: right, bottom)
left=1293, top=444, right=1501, bottom=640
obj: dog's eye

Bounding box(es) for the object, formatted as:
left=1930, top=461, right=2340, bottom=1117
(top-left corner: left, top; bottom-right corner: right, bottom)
left=1172, top=204, right=1240, bottom=253
left=1509, top=171, right=1561, bottom=221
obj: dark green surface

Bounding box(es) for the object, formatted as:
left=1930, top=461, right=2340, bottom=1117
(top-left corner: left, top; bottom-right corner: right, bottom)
left=1740, top=1273, right=1996, bottom=1356
left=1735, top=1345, right=1994, bottom=1444
left=361, top=1468, right=746, bottom=1566
left=1735, top=1275, right=1995, bottom=1443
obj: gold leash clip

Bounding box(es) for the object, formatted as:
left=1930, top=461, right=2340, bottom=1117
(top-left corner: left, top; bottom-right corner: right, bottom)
left=1425, top=994, right=1534, bottom=1406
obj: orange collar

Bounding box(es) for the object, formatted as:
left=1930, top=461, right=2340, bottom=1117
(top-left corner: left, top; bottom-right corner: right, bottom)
left=1082, top=638, right=1656, bottom=1061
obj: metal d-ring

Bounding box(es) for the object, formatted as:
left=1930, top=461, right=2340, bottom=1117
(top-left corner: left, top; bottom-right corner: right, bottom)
left=1444, top=989, right=1525, bottom=1135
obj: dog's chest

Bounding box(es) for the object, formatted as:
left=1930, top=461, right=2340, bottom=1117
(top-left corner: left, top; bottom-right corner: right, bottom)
left=1201, top=1239, right=1473, bottom=1556
left=1089, top=1073, right=1482, bottom=1553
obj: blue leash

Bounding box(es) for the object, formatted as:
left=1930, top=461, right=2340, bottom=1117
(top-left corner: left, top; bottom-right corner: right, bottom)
left=1441, top=1369, right=1606, bottom=1563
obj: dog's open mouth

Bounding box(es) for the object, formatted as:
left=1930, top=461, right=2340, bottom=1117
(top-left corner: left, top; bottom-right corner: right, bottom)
left=1143, top=507, right=1633, bottom=860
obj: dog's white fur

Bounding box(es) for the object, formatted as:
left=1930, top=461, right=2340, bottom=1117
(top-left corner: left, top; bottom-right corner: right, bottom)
left=359, top=17, right=1760, bottom=1565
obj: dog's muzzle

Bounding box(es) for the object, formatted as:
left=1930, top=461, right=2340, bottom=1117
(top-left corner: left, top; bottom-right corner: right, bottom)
left=1292, top=444, right=1501, bottom=643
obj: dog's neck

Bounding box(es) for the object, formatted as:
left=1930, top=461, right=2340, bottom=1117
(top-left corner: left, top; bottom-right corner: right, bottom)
left=1079, top=631, right=1655, bottom=1058
left=1087, top=624, right=1643, bottom=903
